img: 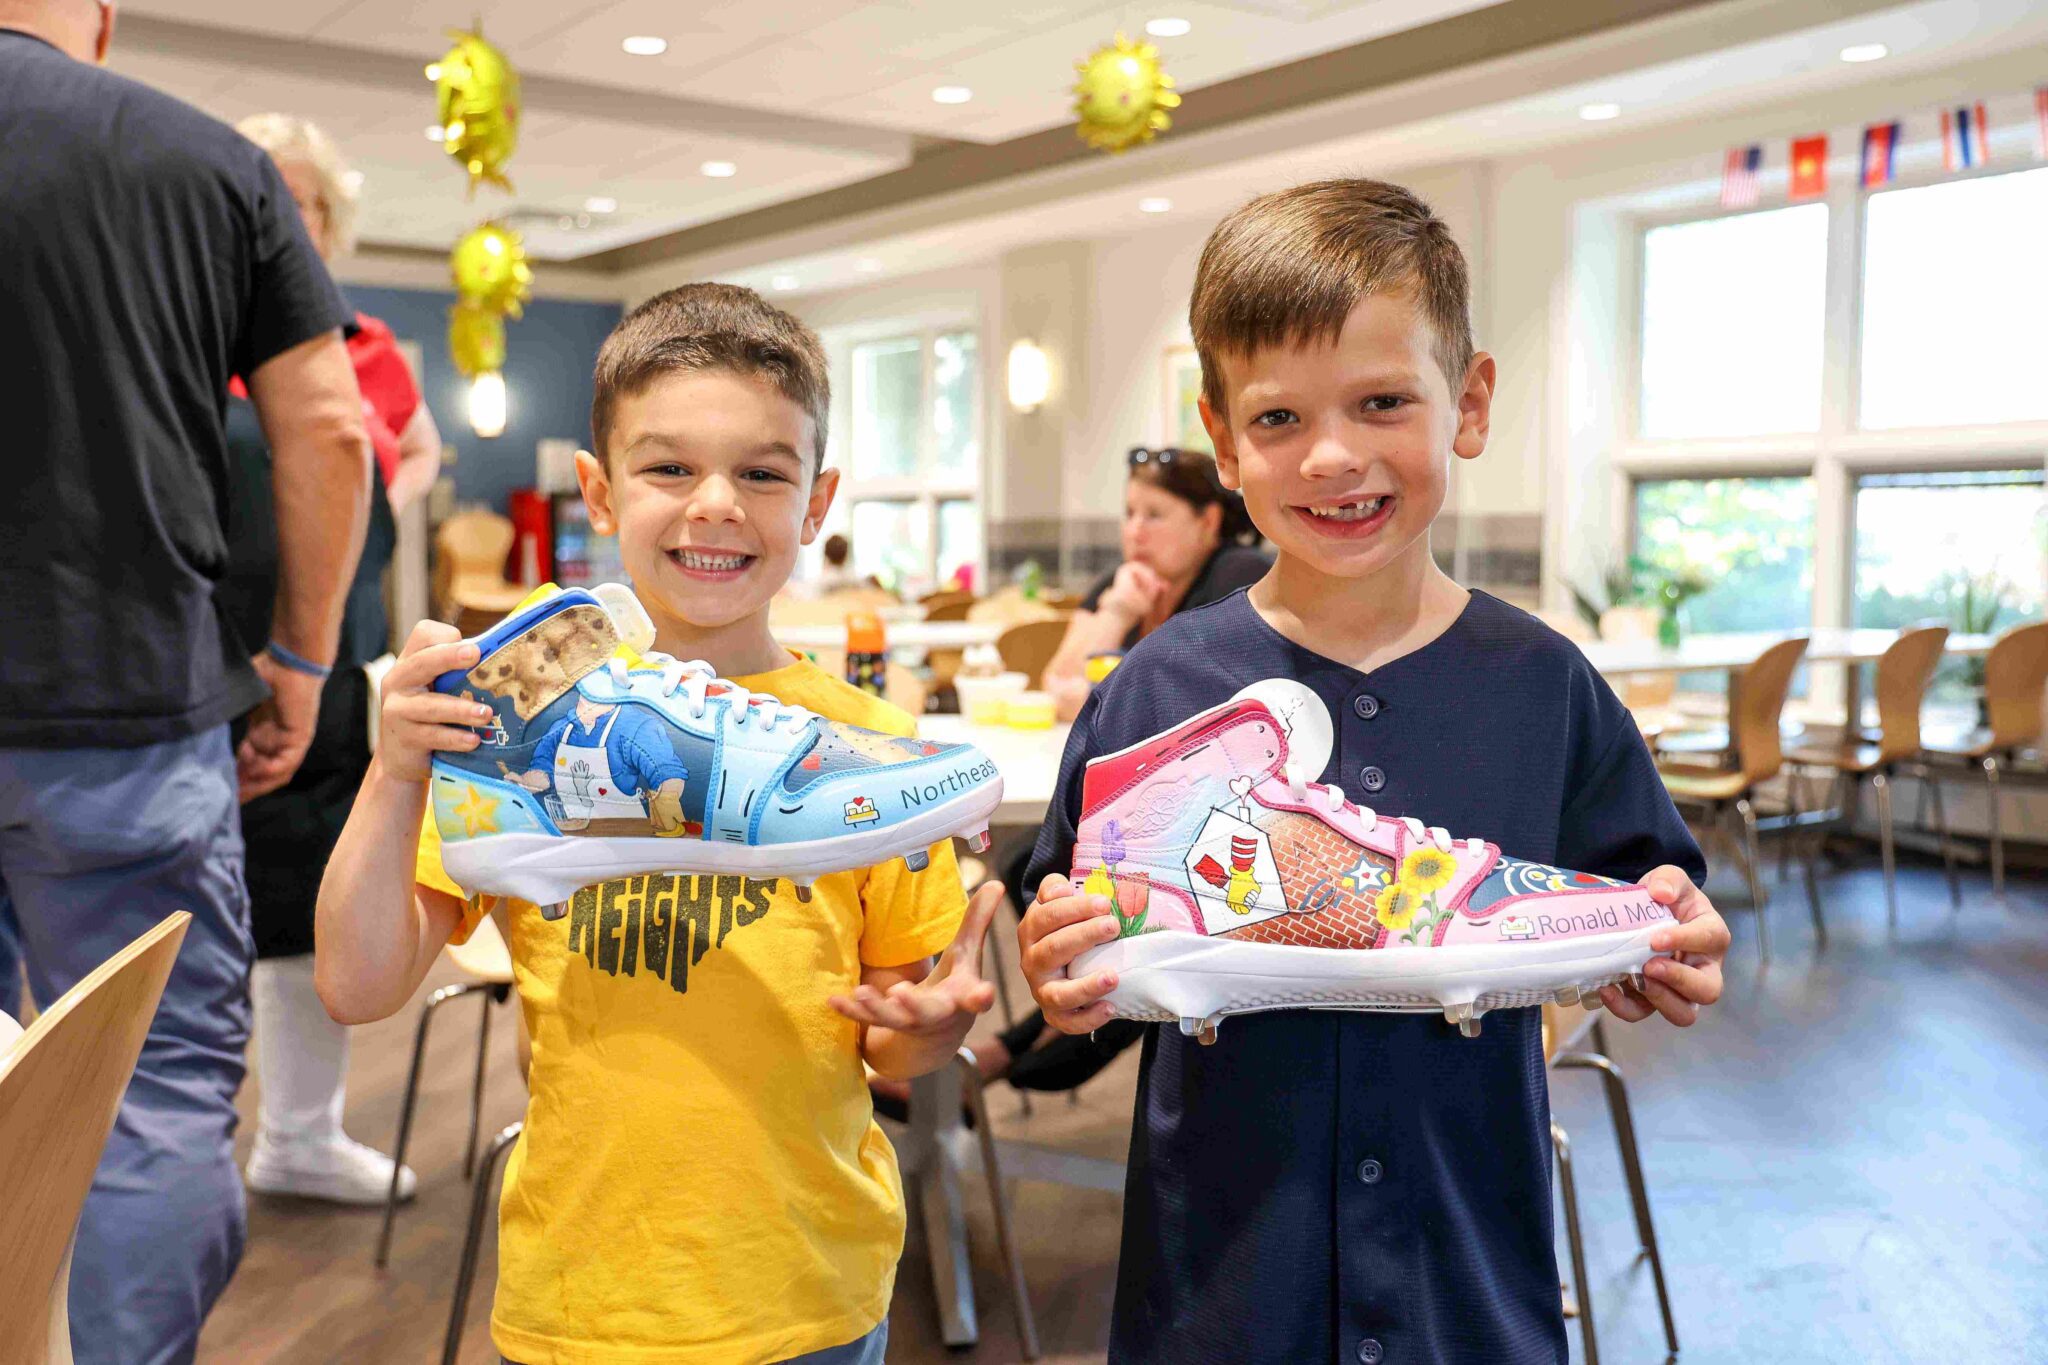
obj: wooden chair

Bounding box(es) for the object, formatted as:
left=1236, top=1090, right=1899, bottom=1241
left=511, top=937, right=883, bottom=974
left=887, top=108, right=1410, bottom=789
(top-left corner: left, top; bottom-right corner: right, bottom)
left=919, top=589, right=976, bottom=617
left=0, top=911, right=189, bottom=1365
left=969, top=587, right=1064, bottom=629
left=433, top=508, right=526, bottom=632
left=1786, top=625, right=1956, bottom=930
left=375, top=912, right=518, bottom=1269
left=1657, top=637, right=1815, bottom=961
left=1919, top=620, right=2048, bottom=898
left=996, top=619, right=1068, bottom=690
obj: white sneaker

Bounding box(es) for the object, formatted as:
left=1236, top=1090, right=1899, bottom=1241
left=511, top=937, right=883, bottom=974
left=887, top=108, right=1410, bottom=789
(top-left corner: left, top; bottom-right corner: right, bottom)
left=245, top=1132, right=418, bottom=1206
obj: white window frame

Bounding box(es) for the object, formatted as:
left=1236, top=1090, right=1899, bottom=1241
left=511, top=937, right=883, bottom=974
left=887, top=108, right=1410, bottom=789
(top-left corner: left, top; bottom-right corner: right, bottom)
left=1614, top=158, right=2048, bottom=691
left=824, top=316, right=985, bottom=594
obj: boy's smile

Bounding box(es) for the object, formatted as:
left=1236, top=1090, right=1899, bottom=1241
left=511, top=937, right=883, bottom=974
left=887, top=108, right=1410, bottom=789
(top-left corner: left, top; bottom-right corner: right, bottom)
left=576, top=368, right=838, bottom=674
left=1202, top=287, right=1492, bottom=586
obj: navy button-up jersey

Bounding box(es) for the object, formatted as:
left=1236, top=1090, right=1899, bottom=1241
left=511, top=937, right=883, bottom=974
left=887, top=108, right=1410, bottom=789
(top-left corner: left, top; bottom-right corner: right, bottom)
left=1027, top=589, right=1705, bottom=1365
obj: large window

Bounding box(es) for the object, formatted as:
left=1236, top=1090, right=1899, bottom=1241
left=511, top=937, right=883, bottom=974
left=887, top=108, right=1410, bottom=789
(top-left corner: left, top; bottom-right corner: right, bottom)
left=1634, top=476, right=1815, bottom=633
left=1615, top=152, right=2048, bottom=718
left=835, top=327, right=982, bottom=593
left=1637, top=205, right=1829, bottom=439
left=1860, top=169, right=2048, bottom=430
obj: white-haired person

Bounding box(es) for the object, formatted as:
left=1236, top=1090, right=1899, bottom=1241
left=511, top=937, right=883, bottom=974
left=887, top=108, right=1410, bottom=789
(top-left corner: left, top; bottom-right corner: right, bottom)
left=217, top=112, right=441, bottom=1203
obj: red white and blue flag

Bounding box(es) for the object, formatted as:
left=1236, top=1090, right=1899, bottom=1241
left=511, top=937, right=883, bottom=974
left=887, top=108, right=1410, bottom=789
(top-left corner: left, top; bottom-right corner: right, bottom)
left=1941, top=102, right=1989, bottom=171
left=1860, top=120, right=1901, bottom=188
left=1721, top=144, right=1763, bottom=209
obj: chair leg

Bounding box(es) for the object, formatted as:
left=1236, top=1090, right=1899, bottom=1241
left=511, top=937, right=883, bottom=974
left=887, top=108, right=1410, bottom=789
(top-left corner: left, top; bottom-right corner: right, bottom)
left=462, top=982, right=493, bottom=1186
left=377, top=981, right=482, bottom=1269
left=1983, top=756, right=2005, bottom=902
left=444, top=1120, right=523, bottom=1365
left=957, top=1049, right=1041, bottom=1361
left=1873, top=772, right=1898, bottom=932
left=1554, top=1053, right=1678, bottom=1360
left=1735, top=797, right=1770, bottom=964
left=981, top=913, right=1030, bottom=1119
left=1778, top=770, right=1803, bottom=885
left=1552, top=1121, right=1599, bottom=1365
left=1917, top=765, right=1961, bottom=910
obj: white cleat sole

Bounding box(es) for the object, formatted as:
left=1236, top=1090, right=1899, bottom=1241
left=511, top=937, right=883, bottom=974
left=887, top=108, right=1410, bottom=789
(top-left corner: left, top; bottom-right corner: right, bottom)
left=1074, top=925, right=1670, bottom=1039
left=443, top=783, right=1003, bottom=908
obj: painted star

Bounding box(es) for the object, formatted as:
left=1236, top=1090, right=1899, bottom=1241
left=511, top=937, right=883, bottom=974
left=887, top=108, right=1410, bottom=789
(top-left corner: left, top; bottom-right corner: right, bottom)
left=1337, top=851, right=1389, bottom=895
left=451, top=783, right=501, bottom=837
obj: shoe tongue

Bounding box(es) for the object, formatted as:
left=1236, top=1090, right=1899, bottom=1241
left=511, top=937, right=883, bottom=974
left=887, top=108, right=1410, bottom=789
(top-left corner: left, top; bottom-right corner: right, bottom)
left=592, top=582, right=657, bottom=656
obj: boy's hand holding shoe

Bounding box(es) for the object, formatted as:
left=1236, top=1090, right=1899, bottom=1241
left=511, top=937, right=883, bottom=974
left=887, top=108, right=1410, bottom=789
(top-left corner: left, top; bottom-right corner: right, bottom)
left=1597, top=865, right=1730, bottom=1025
left=375, top=620, right=489, bottom=784
left=833, top=879, right=1005, bottom=1079
left=1019, top=872, right=1123, bottom=1035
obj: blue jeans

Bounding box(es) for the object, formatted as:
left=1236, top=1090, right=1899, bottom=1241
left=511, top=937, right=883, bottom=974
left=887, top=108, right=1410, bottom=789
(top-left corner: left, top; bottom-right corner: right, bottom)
left=0, top=727, right=253, bottom=1365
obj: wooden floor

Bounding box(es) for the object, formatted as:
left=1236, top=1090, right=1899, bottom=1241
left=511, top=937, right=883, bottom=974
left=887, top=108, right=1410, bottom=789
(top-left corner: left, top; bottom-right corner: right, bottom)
left=195, top=850, right=2048, bottom=1364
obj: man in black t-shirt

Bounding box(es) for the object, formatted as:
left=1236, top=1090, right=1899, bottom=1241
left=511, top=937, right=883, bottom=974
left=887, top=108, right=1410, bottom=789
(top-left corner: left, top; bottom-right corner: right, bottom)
left=0, top=3, right=370, bottom=1359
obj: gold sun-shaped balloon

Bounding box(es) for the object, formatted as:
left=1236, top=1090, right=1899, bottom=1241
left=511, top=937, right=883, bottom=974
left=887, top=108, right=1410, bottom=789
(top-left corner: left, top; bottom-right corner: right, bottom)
left=449, top=221, right=533, bottom=319
left=1072, top=33, right=1181, bottom=153
left=447, top=303, right=506, bottom=380
left=433, top=26, right=521, bottom=195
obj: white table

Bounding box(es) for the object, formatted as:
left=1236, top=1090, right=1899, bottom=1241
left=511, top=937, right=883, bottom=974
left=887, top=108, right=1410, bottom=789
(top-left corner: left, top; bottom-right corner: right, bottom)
left=774, top=620, right=1004, bottom=652
left=1577, top=627, right=1995, bottom=678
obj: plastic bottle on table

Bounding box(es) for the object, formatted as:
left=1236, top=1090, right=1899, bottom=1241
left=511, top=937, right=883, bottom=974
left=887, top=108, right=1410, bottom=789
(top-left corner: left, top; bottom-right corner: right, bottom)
left=845, top=611, right=887, bottom=698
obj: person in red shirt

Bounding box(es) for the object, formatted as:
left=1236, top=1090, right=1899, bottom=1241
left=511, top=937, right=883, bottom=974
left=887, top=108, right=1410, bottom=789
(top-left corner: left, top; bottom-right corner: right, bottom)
left=227, top=113, right=441, bottom=1205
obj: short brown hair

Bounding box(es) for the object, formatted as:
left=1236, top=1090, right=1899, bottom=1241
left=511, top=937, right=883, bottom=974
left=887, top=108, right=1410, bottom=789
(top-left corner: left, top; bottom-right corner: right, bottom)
left=591, top=283, right=830, bottom=469
left=1190, top=178, right=1474, bottom=415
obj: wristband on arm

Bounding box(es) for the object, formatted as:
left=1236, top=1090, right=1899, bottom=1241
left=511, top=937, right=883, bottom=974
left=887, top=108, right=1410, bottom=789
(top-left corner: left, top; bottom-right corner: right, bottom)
left=266, top=640, right=334, bottom=680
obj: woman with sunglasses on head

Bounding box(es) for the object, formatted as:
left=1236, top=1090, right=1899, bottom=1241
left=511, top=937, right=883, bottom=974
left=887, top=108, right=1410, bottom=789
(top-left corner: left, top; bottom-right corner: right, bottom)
left=1043, top=446, right=1269, bottom=722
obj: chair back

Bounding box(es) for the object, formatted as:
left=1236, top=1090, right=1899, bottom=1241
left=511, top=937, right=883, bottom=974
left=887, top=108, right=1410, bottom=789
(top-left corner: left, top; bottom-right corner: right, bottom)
left=969, top=587, right=1064, bottom=629
left=0, top=912, right=189, bottom=1365
left=1729, top=636, right=1809, bottom=783
left=923, top=597, right=975, bottom=623
left=1874, top=625, right=1949, bottom=761
left=1982, top=621, right=2048, bottom=749
left=996, top=619, right=1069, bottom=690
left=918, top=589, right=975, bottom=615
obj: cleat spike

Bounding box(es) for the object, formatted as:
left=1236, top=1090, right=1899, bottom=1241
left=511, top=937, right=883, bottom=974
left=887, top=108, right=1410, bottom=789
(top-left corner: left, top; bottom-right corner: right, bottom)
left=1179, top=1015, right=1221, bottom=1045
left=964, top=827, right=993, bottom=853
left=1196, top=1022, right=1219, bottom=1046
left=1629, top=972, right=1646, bottom=993
left=1458, top=1014, right=1482, bottom=1038
left=541, top=901, right=568, bottom=921
left=1553, top=985, right=1581, bottom=1006
left=1583, top=990, right=1604, bottom=1012
left=902, top=850, right=932, bottom=873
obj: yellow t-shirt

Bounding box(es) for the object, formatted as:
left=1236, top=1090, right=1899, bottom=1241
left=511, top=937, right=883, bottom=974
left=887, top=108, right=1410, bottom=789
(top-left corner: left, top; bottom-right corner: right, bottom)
left=416, top=654, right=965, bottom=1365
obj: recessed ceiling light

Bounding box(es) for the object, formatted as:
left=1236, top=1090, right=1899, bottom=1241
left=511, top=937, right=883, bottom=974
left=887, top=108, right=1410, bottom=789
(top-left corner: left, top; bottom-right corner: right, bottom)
left=855, top=258, right=882, bottom=273
left=584, top=196, right=618, bottom=214
left=932, top=85, right=973, bottom=105
left=1138, top=196, right=1172, bottom=213
left=1578, top=102, right=1621, bottom=121
left=771, top=275, right=800, bottom=291
left=621, top=35, right=667, bottom=56
left=425, top=124, right=446, bottom=142
left=700, top=160, right=737, bottom=178
left=1145, top=18, right=1192, bottom=37
left=1840, top=42, right=1888, bottom=63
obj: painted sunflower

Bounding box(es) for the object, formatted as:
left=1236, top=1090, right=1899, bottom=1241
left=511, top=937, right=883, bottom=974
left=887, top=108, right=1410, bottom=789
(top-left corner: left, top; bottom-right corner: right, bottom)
left=1400, top=845, right=1458, bottom=895
left=1374, top=882, right=1419, bottom=932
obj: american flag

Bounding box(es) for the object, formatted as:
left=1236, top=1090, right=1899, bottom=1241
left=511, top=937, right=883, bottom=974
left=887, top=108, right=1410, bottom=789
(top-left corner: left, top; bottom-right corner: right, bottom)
left=1861, top=121, right=1901, bottom=188
left=1941, top=102, right=1989, bottom=171
left=1720, top=144, right=1763, bottom=209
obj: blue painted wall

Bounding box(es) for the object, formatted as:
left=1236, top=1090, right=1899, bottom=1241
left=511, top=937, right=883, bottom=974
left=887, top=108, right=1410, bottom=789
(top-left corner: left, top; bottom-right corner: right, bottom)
left=343, top=284, right=622, bottom=514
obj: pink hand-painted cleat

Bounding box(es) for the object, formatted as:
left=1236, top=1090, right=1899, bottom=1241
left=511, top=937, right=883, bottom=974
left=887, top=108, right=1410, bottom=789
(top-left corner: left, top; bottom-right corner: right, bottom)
left=1066, top=694, right=1676, bottom=1041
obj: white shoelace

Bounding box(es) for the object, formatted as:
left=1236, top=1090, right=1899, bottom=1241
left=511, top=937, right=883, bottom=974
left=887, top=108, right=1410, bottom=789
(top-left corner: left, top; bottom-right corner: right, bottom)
left=1287, top=773, right=1483, bottom=856
left=607, top=654, right=812, bottom=732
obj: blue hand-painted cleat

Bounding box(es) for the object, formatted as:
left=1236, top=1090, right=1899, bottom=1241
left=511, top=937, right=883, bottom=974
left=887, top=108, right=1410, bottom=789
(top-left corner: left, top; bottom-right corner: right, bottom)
left=427, top=584, right=1003, bottom=907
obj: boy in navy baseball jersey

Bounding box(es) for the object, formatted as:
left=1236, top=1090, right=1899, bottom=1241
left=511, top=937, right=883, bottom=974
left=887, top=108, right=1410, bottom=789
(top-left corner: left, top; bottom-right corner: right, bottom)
left=1020, top=179, right=1730, bottom=1364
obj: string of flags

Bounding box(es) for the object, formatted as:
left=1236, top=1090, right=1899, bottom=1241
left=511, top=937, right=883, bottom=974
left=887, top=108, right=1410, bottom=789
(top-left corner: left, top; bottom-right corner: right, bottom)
left=1720, top=86, right=2048, bottom=209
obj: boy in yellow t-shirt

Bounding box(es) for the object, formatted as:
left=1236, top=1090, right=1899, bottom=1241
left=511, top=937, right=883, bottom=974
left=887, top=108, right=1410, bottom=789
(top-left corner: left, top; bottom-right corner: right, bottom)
left=316, top=284, right=1001, bottom=1365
